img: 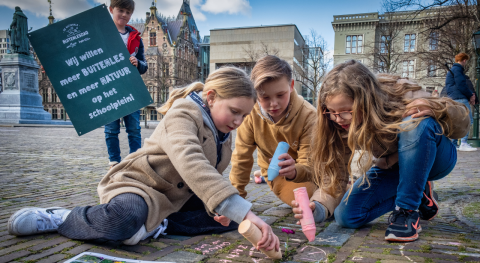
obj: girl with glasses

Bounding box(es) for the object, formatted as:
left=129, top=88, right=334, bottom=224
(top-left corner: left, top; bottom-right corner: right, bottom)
left=291, top=60, right=470, bottom=242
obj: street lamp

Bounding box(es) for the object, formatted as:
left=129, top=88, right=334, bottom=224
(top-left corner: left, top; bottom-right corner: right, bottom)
left=471, top=29, right=480, bottom=143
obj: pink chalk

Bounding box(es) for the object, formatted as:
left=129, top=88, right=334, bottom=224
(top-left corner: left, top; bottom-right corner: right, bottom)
left=294, top=187, right=316, bottom=242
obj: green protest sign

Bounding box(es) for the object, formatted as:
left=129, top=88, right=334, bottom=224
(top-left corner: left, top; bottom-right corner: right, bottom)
left=28, top=5, right=152, bottom=136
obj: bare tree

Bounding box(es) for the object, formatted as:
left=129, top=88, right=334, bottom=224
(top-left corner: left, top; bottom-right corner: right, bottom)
left=242, top=41, right=280, bottom=63
left=363, top=3, right=412, bottom=74
left=383, top=0, right=480, bottom=77
left=293, top=29, right=331, bottom=107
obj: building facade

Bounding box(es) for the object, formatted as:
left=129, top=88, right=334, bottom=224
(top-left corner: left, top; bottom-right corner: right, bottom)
left=199, top=35, right=210, bottom=83
left=0, top=30, right=11, bottom=60
left=332, top=11, right=446, bottom=93
left=209, top=24, right=307, bottom=94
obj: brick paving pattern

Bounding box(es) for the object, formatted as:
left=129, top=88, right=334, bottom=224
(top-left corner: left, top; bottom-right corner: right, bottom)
left=0, top=126, right=479, bottom=262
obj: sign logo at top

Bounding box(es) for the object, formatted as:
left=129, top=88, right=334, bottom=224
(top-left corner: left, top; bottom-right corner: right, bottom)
left=62, top=23, right=88, bottom=44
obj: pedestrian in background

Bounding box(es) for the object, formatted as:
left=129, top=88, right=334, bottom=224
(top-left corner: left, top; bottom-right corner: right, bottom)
left=104, top=0, right=148, bottom=169
left=445, top=53, right=477, bottom=151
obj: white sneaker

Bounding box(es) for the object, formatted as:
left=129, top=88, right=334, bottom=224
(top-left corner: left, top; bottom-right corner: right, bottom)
left=8, top=207, right=71, bottom=236
left=123, top=219, right=168, bottom=245
left=458, top=142, right=478, bottom=152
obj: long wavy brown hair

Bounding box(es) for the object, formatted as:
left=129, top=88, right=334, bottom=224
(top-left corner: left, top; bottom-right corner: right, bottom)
left=310, top=60, right=464, bottom=199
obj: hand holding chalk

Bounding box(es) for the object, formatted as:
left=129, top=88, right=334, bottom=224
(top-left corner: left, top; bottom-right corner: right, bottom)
left=293, top=187, right=316, bottom=242
left=239, top=219, right=282, bottom=259
left=267, top=142, right=289, bottom=181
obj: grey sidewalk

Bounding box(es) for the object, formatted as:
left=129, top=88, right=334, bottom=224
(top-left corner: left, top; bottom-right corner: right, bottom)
left=0, top=127, right=479, bottom=263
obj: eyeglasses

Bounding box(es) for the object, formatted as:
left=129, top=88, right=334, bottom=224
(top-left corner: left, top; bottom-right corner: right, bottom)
left=323, top=109, right=353, bottom=121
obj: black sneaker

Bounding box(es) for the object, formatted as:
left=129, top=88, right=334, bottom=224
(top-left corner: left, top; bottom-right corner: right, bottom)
left=418, top=181, right=438, bottom=220
left=385, top=209, right=421, bottom=242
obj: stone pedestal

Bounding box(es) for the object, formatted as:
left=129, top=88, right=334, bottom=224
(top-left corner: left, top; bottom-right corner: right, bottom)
left=0, top=54, right=71, bottom=125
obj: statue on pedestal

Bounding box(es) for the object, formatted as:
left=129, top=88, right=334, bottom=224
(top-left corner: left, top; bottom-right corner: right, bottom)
left=8, top=7, right=30, bottom=55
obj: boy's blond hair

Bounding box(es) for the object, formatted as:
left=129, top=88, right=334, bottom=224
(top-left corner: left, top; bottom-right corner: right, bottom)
left=250, top=55, right=292, bottom=94
left=110, top=0, right=135, bottom=12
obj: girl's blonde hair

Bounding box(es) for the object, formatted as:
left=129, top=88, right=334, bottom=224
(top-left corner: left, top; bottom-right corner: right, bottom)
left=158, top=67, right=256, bottom=115
left=310, top=60, right=462, bottom=199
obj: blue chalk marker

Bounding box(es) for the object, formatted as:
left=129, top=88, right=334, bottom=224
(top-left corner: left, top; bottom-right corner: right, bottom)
left=267, top=142, right=290, bottom=181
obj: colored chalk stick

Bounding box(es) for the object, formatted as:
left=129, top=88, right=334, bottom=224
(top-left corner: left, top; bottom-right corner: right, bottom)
left=267, top=141, right=289, bottom=181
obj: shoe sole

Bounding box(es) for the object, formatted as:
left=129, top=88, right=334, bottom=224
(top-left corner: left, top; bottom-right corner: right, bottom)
left=8, top=207, right=64, bottom=236
left=385, top=226, right=422, bottom=242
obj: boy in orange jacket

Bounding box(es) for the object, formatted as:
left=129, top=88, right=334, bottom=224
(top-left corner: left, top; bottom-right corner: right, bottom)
left=229, top=55, right=317, bottom=206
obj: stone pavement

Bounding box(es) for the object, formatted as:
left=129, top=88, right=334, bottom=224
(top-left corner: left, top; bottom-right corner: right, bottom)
left=0, top=126, right=480, bottom=263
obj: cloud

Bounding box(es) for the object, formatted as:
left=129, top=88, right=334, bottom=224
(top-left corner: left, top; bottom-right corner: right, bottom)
left=0, top=0, right=249, bottom=26
left=0, top=0, right=92, bottom=19
left=189, top=0, right=207, bottom=21
left=200, top=0, right=251, bottom=15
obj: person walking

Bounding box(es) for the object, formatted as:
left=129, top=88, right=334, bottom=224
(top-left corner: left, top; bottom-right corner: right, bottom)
left=445, top=53, right=477, bottom=151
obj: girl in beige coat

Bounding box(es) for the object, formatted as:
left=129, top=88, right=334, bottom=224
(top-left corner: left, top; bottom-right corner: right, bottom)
left=7, top=67, right=280, bottom=251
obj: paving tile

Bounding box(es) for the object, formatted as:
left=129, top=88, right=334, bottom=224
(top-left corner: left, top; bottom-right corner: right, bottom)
left=138, top=245, right=182, bottom=260
left=159, top=251, right=207, bottom=263
left=64, top=243, right=95, bottom=255
left=21, top=241, right=76, bottom=261
left=309, top=222, right=356, bottom=246
left=36, top=253, right=67, bottom=263
left=0, top=250, right=31, bottom=263
left=0, top=238, right=46, bottom=256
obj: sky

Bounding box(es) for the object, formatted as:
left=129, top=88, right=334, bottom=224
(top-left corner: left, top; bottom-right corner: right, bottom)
left=0, top=0, right=384, bottom=56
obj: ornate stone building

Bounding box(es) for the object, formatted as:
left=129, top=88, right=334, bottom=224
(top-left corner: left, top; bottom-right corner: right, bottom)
left=38, top=65, right=66, bottom=120
left=138, top=0, right=201, bottom=121
left=37, top=0, right=201, bottom=121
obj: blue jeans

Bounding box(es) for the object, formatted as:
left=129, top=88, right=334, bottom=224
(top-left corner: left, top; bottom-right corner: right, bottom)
left=104, top=110, right=141, bottom=163
left=452, top=99, right=472, bottom=145
left=335, top=117, right=457, bottom=228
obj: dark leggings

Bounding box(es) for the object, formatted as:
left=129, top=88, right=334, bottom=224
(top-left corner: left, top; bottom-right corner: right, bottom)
left=58, top=193, right=238, bottom=241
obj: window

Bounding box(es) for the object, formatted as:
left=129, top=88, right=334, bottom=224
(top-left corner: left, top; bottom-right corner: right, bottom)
left=426, top=87, right=435, bottom=93
left=140, top=109, right=145, bottom=121
left=402, top=60, right=415, bottom=78
left=404, top=34, right=416, bottom=52
left=148, top=63, right=155, bottom=76
left=60, top=109, right=64, bottom=120
left=380, top=35, right=391, bottom=54
left=427, top=60, right=437, bottom=77
left=42, top=89, right=48, bottom=102
left=150, top=110, right=157, bottom=120
left=346, top=35, right=363, bottom=54
left=429, top=32, right=438, bottom=51
left=150, top=32, right=156, bottom=46
left=51, top=108, right=57, bottom=119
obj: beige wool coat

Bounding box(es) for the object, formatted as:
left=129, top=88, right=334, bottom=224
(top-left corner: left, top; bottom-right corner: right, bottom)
left=97, top=98, right=239, bottom=232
